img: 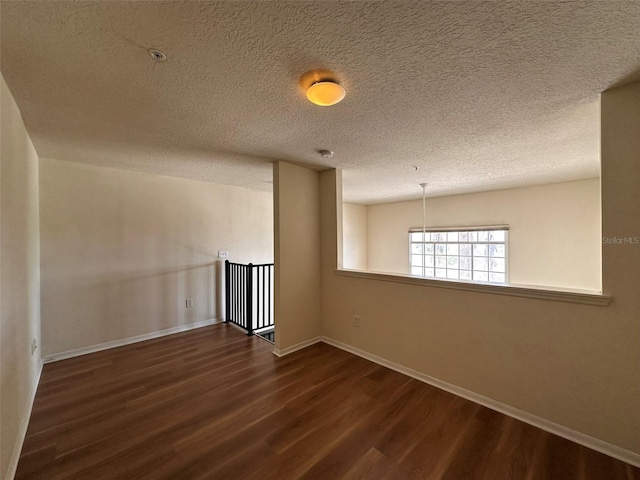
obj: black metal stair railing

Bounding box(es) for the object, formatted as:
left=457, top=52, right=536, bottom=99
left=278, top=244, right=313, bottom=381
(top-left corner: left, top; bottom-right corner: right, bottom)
left=224, top=260, right=274, bottom=336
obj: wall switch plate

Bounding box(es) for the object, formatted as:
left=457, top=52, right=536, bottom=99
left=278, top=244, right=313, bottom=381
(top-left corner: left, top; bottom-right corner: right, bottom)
left=218, top=251, right=229, bottom=258
left=354, top=315, right=361, bottom=327
left=186, top=299, right=194, bottom=308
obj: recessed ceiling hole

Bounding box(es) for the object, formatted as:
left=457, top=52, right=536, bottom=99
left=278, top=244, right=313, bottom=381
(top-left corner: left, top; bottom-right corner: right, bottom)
left=148, top=49, right=167, bottom=62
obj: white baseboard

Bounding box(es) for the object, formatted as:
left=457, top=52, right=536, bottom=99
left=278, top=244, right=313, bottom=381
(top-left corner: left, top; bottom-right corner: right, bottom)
left=43, top=318, right=223, bottom=363
left=321, top=336, right=640, bottom=468
left=272, top=336, right=322, bottom=357
left=5, top=360, right=43, bottom=480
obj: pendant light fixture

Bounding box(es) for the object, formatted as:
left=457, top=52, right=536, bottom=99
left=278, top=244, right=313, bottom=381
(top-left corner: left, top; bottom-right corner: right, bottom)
left=420, top=183, right=428, bottom=242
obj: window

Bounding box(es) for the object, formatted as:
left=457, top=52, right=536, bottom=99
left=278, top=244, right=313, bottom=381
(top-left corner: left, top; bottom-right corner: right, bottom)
left=409, top=226, right=508, bottom=284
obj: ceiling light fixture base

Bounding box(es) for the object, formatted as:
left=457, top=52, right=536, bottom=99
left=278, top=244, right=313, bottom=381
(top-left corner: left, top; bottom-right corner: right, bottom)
left=148, top=49, right=167, bottom=62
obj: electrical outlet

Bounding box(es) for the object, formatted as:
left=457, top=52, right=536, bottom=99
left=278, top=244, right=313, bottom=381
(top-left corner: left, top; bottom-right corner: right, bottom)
left=31, top=338, right=38, bottom=355
left=218, top=251, right=229, bottom=258
left=186, top=299, right=194, bottom=308
left=354, top=315, right=361, bottom=327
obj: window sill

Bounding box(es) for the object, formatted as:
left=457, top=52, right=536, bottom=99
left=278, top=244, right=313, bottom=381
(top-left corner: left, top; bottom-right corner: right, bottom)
left=335, top=269, right=610, bottom=306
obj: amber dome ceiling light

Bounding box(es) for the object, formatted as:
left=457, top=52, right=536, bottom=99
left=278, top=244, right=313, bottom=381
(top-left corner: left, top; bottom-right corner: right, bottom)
left=306, top=81, right=345, bottom=106
left=300, top=69, right=346, bottom=106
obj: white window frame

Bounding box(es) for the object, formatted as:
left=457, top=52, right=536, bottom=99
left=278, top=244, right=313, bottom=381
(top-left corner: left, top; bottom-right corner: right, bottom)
left=409, top=225, right=509, bottom=285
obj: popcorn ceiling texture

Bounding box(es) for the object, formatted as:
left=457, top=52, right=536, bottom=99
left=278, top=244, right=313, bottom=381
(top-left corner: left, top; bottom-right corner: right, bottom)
left=1, top=1, right=639, bottom=204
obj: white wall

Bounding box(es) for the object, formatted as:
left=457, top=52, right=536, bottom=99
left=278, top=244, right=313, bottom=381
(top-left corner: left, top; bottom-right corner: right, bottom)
left=342, top=203, right=367, bottom=270
left=39, top=158, right=273, bottom=357
left=0, top=74, right=42, bottom=480
left=317, top=82, right=640, bottom=458
left=366, top=179, right=601, bottom=291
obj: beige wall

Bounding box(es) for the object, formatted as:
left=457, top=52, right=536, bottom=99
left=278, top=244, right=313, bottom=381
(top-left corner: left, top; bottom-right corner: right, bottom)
left=599, top=81, right=640, bottom=452
left=273, top=162, right=321, bottom=351
left=0, top=74, right=42, bottom=480
left=317, top=83, right=640, bottom=456
left=342, top=203, right=367, bottom=270
left=39, top=158, right=273, bottom=356
left=366, top=179, right=601, bottom=291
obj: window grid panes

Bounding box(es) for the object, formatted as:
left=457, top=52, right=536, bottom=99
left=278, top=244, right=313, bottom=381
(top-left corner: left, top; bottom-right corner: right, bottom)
left=410, top=228, right=508, bottom=284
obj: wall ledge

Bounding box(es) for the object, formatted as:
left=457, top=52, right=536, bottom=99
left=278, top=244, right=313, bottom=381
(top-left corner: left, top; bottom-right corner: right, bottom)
left=336, top=269, right=611, bottom=306
left=321, top=336, right=639, bottom=468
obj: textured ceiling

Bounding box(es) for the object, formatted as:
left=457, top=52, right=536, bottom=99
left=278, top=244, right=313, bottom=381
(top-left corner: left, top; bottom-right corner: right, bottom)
left=1, top=1, right=639, bottom=204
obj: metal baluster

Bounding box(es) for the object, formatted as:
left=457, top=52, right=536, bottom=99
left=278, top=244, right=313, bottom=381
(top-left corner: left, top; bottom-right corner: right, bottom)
left=268, top=265, right=272, bottom=328
left=246, top=264, right=253, bottom=336
left=262, top=266, right=267, bottom=327
left=225, top=260, right=230, bottom=323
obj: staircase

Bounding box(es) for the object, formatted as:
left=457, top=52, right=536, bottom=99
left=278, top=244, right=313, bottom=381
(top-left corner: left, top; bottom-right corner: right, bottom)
left=225, top=260, right=274, bottom=343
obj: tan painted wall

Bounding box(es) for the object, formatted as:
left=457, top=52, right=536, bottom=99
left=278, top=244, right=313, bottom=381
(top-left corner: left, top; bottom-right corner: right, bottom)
left=599, top=81, right=640, bottom=453
left=273, top=162, right=321, bottom=351
left=342, top=203, right=367, bottom=270
left=366, top=179, right=601, bottom=291
left=39, top=158, right=273, bottom=356
left=0, top=74, right=42, bottom=480
left=318, top=83, right=640, bottom=455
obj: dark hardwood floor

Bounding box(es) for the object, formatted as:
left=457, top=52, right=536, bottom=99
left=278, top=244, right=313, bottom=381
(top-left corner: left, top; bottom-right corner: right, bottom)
left=16, top=323, right=639, bottom=479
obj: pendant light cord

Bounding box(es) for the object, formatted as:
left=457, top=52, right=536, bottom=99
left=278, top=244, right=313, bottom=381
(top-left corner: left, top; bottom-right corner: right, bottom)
left=420, top=183, right=427, bottom=241
left=420, top=183, right=427, bottom=275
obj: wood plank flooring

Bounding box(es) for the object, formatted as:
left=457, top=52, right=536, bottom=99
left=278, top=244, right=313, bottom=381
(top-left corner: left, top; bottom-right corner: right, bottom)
left=16, top=323, right=639, bottom=479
